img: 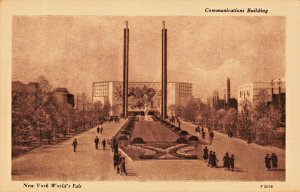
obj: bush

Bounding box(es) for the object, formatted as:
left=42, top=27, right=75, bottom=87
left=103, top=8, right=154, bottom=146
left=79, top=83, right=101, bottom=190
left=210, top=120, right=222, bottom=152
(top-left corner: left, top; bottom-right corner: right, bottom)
left=118, top=135, right=128, bottom=141
left=124, top=126, right=133, bottom=131
left=131, top=137, right=145, bottom=144
left=121, top=130, right=131, bottom=135
left=188, top=136, right=199, bottom=141
left=179, top=130, right=189, bottom=136
left=176, top=137, right=188, bottom=144
left=174, top=127, right=181, bottom=132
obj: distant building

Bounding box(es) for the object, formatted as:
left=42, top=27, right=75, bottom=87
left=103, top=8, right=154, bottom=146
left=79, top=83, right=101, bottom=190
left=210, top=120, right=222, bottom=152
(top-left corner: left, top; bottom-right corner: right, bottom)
left=12, top=81, right=75, bottom=112
left=212, top=78, right=237, bottom=110
left=92, top=81, right=193, bottom=115
left=237, top=79, right=286, bottom=112
left=52, top=88, right=75, bottom=108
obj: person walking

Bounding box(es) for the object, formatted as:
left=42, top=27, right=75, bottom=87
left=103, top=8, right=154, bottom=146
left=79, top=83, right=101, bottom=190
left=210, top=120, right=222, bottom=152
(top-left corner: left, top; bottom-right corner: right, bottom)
left=97, top=127, right=100, bottom=133
left=177, top=119, right=181, bottom=128
left=211, top=152, right=218, bottom=168
left=223, top=152, right=230, bottom=170
left=195, top=126, right=200, bottom=138
left=265, top=154, right=271, bottom=171
left=110, top=138, right=115, bottom=152
left=102, top=138, right=106, bottom=150
left=207, top=151, right=213, bottom=167
left=100, top=126, right=103, bottom=134
left=229, top=154, right=235, bottom=171
left=202, top=131, right=206, bottom=140
left=209, top=131, right=214, bottom=145
left=113, top=141, right=119, bottom=154
left=94, top=136, right=99, bottom=150
left=72, top=138, right=78, bottom=152
left=113, top=152, right=120, bottom=171
left=203, top=146, right=209, bottom=162
left=271, top=153, right=278, bottom=171
left=120, top=157, right=127, bottom=175
left=116, top=153, right=122, bottom=174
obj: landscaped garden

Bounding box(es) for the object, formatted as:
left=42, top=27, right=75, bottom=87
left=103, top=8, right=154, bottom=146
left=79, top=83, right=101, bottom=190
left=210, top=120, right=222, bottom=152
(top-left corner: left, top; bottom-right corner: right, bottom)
left=114, top=115, right=205, bottom=160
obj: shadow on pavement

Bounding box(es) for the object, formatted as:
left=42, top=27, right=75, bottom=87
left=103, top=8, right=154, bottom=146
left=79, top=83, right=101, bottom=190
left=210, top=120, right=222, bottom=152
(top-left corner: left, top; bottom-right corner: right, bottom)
left=124, top=172, right=138, bottom=176
left=271, top=169, right=285, bottom=172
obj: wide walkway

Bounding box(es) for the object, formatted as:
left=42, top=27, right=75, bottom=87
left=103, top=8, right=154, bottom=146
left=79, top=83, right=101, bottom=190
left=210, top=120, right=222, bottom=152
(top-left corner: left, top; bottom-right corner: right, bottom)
left=12, top=118, right=285, bottom=181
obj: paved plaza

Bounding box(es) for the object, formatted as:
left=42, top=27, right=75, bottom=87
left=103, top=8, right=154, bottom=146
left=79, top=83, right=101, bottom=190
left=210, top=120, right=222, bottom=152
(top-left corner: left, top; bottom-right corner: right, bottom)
left=12, top=118, right=285, bottom=181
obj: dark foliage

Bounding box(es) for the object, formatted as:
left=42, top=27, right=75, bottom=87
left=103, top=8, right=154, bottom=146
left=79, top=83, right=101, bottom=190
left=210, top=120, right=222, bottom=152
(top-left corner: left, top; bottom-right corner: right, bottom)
left=176, top=137, right=188, bottom=144
left=179, top=130, right=189, bottom=136
left=131, top=137, right=145, bottom=144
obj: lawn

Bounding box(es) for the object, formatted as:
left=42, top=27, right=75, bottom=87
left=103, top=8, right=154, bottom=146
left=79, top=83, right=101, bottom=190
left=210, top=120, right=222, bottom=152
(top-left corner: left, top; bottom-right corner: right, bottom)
left=130, top=121, right=179, bottom=142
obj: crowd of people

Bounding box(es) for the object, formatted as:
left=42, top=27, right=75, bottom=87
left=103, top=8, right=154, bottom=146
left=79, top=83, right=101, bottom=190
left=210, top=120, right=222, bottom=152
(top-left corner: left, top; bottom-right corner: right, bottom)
left=195, top=126, right=214, bottom=145
left=108, top=116, right=120, bottom=123
left=71, top=123, right=128, bottom=176
left=265, top=153, right=278, bottom=171
left=203, top=146, right=235, bottom=171
left=111, top=138, right=127, bottom=175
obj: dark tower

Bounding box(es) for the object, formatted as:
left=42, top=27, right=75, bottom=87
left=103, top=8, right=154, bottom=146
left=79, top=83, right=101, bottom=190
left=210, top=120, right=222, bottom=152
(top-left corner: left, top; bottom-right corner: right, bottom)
left=226, top=78, right=231, bottom=103
left=123, top=21, right=129, bottom=117
left=161, top=21, right=167, bottom=119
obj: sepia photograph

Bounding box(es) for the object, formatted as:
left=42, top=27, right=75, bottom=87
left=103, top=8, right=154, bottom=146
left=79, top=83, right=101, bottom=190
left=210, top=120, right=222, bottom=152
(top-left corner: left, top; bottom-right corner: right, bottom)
left=11, top=16, right=285, bottom=181
left=1, top=0, right=300, bottom=192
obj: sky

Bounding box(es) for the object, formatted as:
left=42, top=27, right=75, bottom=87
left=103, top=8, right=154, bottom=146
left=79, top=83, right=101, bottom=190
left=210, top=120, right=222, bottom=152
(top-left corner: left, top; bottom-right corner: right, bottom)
left=12, top=16, right=285, bottom=101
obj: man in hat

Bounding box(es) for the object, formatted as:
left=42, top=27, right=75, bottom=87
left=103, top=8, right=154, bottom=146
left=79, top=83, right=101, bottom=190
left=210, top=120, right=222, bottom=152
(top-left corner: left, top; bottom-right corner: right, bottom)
left=72, top=138, right=78, bottom=152
left=211, top=152, right=218, bottom=168
left=223, top=152, right=230, bottom=170
left=195, top=126, right=200, bottom=138
left=94, top=136, right=99, bottom=150
left=271, top=153, right=278, bottom=171
left=265, top=154, right=271, bottom=171
left=102, top=138, right=106, bottom=150
left=207, top=151, right=213, bottom=167
left=209, top=131, right=214, bottom=145
left=203, top=146, right=209, bottom=162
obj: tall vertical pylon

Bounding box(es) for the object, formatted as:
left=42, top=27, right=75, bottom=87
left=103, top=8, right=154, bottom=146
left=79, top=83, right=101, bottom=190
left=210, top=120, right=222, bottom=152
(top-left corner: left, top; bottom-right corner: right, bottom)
left=161, top=21, right=167, bottom=119
left=123, top=21, right=129, bottom=117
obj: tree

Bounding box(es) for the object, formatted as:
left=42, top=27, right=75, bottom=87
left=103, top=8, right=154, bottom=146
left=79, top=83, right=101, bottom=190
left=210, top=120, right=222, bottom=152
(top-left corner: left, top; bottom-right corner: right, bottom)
left=224, top=108, right=238, bottom=133
left=216, top=109, right=226, bottom=131
left=37, top=75, right=52, bottom=105
left=174, top=104, right=184, bottom=117
left=255, top=117, right=273, bottom=145
left=238, top=99, right=253, bottom=138
left=102, top=103, right=111, bottom=116
left=168, top=104, right=176, bottom=116
left=111, top=104, right=120, bottom=116
left=15, top=119, right=36, bottom=145
left=253, top=89, right=270, bottom=120
left=267, top=105, right=281, bottom=129
left=32, top=107, right=53, bottom=143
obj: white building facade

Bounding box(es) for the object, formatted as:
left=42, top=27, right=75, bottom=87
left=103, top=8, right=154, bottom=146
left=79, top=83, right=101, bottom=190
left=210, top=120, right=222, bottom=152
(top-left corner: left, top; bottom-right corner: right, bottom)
left=92, top=81, right=193, bottom=116
left=237, top=79, right=286, bottom=112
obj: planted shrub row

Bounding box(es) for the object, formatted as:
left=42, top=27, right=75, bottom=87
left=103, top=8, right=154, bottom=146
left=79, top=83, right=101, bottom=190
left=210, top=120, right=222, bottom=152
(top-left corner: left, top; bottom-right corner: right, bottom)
left=131, top=137, right=145, bottom=144
left=117, top=117, right=135, bottom=141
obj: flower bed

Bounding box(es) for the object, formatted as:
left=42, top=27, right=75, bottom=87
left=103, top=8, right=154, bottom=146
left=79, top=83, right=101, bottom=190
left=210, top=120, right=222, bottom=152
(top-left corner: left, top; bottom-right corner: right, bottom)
left=120, top=142, right=199, bottom=160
